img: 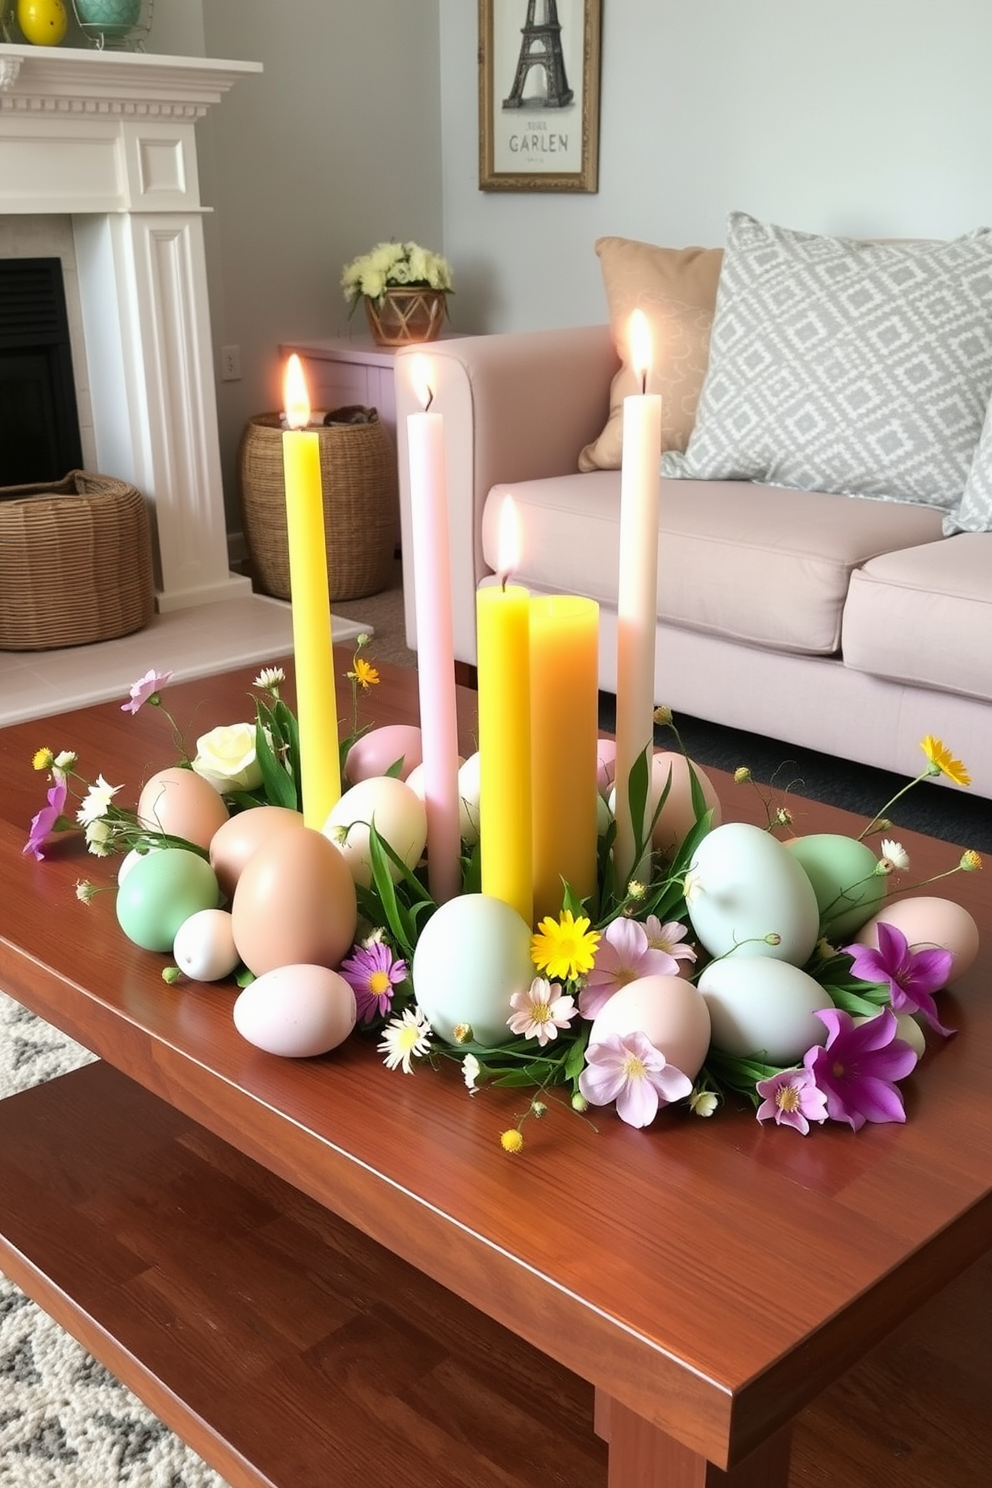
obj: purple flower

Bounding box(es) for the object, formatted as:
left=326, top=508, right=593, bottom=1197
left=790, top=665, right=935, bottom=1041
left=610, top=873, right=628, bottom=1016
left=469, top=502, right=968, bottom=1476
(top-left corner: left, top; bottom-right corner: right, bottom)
left=339, top=939, right=407, bottom=1024
left=579, top=917, right=680, bottom=1018
left=756, top=1068, right=828, bottom=1135
left=23, top=777, right=68, bottom=861
left=803, top=1007, right=918, bottom=1132
left=578, top=1030, right=693, bottom=1128
left=121, top=668, right=173, bottom=715
left=845, top=921, right=955, bottom=1037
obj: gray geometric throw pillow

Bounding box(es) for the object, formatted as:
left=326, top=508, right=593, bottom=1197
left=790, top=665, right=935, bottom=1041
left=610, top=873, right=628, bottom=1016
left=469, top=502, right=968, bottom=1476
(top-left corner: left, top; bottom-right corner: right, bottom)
left=944, top=396, right=992, bottom=533
left=663, top=212, right=992, bottom=510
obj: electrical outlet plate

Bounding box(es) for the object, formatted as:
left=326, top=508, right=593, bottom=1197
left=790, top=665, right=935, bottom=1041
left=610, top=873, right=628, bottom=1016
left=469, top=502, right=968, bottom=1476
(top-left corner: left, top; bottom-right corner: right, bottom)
left=220, top=345, right=241, bottom=381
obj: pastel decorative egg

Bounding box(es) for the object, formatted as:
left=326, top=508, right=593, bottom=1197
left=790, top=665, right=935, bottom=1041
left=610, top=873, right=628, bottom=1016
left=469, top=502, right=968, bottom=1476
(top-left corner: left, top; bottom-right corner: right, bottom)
left=233, top=964, right=357, bottom=1058
left=209, top=804, right=305, bottom=900
left=323, top=775, right=427, bottom=888
left=697, top=956, right=829, bottom=1063
left=588, top=974, right=711, bottom=1080
left=231, top=826, right=357, bottom=976
left=854, top=895, right=979, bottom=984
left=596, top=738, right=617, bottom=796
left=137, top=766, right=230, bottom=851
left=412, top=894, right=533, bottom=1046
left=344, top=724, right=423, bottom=784
left=17, top=0, right=68, bottom=45
left=854, top=1009, right=927, bottom=1060
left=116, top=847, right=220, bottom=952
left=172, top=907, right=240, bottom=982
left=405, top=756, right=479, bottom=846
left=686, top=822, right=820, bottom=966
left=785, top=833, right=886, bottom=939
left=648, top=752, right=722, bottom=858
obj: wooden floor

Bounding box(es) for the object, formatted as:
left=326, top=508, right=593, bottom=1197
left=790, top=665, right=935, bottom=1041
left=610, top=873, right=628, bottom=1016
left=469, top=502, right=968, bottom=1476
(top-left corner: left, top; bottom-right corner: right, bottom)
left=1, top=1061, right=987, bottom=1488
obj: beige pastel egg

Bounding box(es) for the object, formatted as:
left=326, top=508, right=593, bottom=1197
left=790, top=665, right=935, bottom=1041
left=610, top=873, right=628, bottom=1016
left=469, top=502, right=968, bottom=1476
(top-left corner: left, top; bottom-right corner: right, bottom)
left=854, top=1009, right=927, bottom=1060
left=404, top=756, right=478, bottom=846
left=137, top=766, right=230, bottom=850
left=457, top=752, right=481, bottom=846
left=233, top=964, right=357, bottom=1057
left=649, top=752, right=723, bottom=857
left=697, top=956, right=828, bottom=1063
left=231, top=826, right=357, bottom=976
left=345, top=724, right=423, bottom=784
left=173, top=907, right=240, bottom=982
left=323, top=775, right=427, bottom=887
left=854, top=895, right=979, bottom=985
left=596, top=738, right=617, bottom=796
left=209, top=804, right=305, bottom=900
left=589, top=975, right=711, bottom=1080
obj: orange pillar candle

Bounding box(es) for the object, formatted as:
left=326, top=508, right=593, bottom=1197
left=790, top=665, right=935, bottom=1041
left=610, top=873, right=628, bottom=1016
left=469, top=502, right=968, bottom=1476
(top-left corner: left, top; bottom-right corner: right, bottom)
left=614, top=310, right=662, bottom=889
left=282, top=354, right=341, bottom=829
left=530, top=594, right=600, bottom=924
left=477, top=497, right=532, bottom=925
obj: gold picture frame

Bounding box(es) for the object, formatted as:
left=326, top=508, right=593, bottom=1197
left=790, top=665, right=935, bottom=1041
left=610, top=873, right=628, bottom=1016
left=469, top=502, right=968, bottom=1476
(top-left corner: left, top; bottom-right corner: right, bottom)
left=479, top=0, right=602, bottom=193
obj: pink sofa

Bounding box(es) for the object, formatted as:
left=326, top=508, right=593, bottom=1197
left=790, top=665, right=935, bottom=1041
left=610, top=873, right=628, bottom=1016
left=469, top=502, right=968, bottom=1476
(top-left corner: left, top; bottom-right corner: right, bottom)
left=394, top=326, right=992, bottom=799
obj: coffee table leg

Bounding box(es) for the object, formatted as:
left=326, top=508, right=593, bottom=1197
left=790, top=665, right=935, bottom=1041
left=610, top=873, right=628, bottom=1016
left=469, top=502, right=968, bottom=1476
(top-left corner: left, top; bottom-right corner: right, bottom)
left=596, top=1393, right=793, bottom=1488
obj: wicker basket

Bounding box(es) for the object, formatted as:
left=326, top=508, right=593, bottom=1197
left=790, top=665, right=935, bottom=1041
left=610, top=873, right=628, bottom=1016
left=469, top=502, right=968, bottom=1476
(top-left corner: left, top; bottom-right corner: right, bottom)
left=364, top=288, right=447, bottom=347
left=238, top=410, right=397, bottom=602
left=0, top=472, right=154, bottom=651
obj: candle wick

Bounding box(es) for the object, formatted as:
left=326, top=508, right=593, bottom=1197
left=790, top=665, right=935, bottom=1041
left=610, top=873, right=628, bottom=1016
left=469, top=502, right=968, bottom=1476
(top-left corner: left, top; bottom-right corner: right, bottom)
left=425, top=386, right=435, bottom=412
left=640, top=370, right=647, bottom=396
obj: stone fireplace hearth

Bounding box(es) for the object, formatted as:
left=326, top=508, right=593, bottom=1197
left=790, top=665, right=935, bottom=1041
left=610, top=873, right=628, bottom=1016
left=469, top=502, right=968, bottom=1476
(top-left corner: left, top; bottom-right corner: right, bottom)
left=0, top=42, right=260, bottom=613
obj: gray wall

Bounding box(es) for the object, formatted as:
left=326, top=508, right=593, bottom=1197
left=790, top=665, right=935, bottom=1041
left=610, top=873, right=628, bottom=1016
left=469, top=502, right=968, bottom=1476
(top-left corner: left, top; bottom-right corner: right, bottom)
left=159, top=0, right=992, bottom=525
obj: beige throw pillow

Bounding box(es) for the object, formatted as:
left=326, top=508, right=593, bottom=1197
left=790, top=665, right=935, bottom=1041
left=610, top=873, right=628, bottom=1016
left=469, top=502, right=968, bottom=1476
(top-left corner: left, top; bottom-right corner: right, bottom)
left=578, top=236, right=723, bottom=473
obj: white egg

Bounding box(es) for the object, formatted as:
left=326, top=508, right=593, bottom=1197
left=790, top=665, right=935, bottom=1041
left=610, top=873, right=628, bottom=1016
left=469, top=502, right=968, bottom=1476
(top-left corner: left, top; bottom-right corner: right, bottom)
left=404, top=755, right=478, bottom=846
left=173, top=907, right=240, bottom=982
left=323, top=775, right=427, bottom=888
left=687, top=822, right=820, bottom=965
left=457, top=751, right=482, bottom=847
left=697, top=956, right=829, bottom=1063
left=119, top=845, right=156, bottom=884
left=233, top=964, right=357, bottom=1057
left=412, top=893, right=533, bottom=1046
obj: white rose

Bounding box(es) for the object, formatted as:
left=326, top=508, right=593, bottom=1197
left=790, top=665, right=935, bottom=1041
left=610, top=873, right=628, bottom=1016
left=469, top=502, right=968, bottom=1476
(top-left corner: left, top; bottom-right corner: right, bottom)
left=191, top=722, right=263, bottom=793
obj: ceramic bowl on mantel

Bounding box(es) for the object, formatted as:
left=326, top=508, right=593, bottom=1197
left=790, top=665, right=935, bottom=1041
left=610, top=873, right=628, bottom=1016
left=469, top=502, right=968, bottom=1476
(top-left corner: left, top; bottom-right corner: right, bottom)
left=72, top=0, right=151, bottom=49
left=364, top=287, right=447, bottom=348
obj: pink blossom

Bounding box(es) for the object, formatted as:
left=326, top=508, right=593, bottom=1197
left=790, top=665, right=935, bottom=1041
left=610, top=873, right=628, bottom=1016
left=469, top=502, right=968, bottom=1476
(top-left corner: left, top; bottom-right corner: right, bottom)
left=756, top=1068, right=828, bottom=1135
left=845, top=921, right=955, bottom=1037
left=579, top=918, right=679, bottom=1018
left=507, top=977, right=576, bottom=1046
left=121, top=668, right=173, bottom=715
left=579, top=1031, right=692, bottom=1128
left=339, top=940, right=407, bottom=1024
left=23, top=777, right=68, bottom=861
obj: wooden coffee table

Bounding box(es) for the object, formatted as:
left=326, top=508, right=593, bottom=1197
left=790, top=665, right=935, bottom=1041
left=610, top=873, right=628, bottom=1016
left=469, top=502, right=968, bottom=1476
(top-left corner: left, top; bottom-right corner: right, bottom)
left=1, top=654, right=990, bottom=1488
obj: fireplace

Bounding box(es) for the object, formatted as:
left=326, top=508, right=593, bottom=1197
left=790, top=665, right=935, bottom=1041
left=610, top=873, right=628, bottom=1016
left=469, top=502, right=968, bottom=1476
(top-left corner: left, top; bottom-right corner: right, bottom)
left=0, top=42, right=261, bottom=611
left=0, top=256, right=84, bottom=486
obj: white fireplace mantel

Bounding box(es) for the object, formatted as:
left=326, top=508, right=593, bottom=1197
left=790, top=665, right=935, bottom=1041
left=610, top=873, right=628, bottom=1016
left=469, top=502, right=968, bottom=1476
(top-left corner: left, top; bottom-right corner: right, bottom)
left=0, top=44, right=263, bottom=612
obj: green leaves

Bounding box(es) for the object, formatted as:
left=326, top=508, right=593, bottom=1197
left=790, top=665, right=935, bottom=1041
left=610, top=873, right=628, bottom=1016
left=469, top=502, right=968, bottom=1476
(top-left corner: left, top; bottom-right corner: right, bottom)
left=253, top=699, right=299, bottom=811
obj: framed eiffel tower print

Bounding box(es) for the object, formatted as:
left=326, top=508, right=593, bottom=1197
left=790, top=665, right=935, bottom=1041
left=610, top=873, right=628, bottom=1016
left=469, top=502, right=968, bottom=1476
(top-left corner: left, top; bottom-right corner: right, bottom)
left=479, top=0, right=602, bottom=192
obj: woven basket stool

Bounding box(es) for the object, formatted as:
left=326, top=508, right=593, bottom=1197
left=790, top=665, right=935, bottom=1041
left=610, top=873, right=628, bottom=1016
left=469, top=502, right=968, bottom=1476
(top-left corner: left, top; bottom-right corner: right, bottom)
left=238, top=409, right=397, bottom=602
left=0, top=471, right=154, bottom=651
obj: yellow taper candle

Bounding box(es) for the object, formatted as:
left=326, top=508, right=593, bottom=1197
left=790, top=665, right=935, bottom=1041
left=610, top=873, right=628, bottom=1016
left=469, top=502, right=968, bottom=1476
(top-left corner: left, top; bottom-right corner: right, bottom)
left=530, top=594, right=600, bottom=924
left=477, top=497, right=532, bottom=925
left=282, top=354, right=341, bottom=828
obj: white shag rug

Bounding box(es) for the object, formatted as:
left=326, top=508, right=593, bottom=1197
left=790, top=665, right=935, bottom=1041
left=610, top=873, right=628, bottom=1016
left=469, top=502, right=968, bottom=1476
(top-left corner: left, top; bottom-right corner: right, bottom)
left=0, top=990, right=229, bottom=1488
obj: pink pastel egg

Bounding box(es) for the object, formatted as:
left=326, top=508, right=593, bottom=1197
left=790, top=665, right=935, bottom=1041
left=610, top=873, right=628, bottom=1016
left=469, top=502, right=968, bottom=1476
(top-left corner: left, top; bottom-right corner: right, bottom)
left=596, top=738, right=617, bottom=795
left=855, top=896, right=979, bottom=985
left=137, top=766, right=230, bottom=850
left=233, top=964, right=357, bottom=1057
left=344, top=724, right=423, bottom=784
left=649, top=752, right=722, bottom=858
left=588, top=974, right=711, bottom=1081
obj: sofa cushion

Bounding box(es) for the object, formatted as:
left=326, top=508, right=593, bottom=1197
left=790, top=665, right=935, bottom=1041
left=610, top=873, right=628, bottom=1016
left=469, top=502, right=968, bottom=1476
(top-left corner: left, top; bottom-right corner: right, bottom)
left=664, top=213, right=992, bottom=511
left=578, top=236, right=723, bottom=473
left=483, top=475, right=944, bottom=656
left=944, top=393, right=992, bottom=535
left=843, top=535, right=992, bottom=701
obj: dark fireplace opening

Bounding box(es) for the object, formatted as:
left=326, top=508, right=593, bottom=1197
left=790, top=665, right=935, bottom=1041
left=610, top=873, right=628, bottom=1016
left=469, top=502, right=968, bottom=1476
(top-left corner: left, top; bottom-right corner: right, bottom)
left=0, top=258, right=84, bottom=491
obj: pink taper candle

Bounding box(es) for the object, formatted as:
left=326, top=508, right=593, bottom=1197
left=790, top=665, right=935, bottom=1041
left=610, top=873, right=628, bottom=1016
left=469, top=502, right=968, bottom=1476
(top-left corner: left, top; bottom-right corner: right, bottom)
left=406, top=356, right=462, bottom=903
left=614, top=310, right=662, bottom=889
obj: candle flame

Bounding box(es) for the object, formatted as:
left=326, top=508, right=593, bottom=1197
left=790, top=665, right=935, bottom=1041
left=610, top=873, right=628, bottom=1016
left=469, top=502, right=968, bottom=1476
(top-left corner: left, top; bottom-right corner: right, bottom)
left=629, top=309, right=653, bottom=393
left=497, top=495, right=521, bottom=588
left=411, top=354, right=434, bottom=412
left=283, top=353, right=311, bottom=429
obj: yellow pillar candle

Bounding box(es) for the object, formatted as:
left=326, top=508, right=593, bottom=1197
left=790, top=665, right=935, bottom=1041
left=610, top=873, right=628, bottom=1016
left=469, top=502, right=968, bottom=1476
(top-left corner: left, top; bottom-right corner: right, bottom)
left=614, top=310, right=662, bottom=890
left=530, top=595, right=600, bottom=924
left=477, top=499, right=532, bottom=925
left=282, top=354, right=341, bottom=829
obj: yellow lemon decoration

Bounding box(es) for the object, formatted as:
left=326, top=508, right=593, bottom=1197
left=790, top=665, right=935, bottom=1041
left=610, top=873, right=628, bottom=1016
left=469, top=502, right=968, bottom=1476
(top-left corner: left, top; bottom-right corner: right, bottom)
left=17, top=0, right=68, bottom=45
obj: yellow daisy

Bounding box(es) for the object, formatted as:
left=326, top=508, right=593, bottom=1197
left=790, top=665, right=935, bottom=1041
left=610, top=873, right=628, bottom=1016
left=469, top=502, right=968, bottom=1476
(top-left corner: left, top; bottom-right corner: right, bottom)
left=32, top=747, right=54, bottom=771
left=500, top=1129, right=524, bottom=1154
left=920, top=735, right=970, bottom=787
left=531, top=910, right=601, bottom=982
left=351, top=657, right=380, bottom=690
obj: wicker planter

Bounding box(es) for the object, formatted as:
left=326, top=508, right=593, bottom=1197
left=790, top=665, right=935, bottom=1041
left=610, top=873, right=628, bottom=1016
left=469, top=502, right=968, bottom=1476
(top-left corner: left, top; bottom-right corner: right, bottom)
left=364, top=287, right=447, bottom=347
left=238, top=410, right=397, bottom=602
left=0, top=471, right=154, bottom=651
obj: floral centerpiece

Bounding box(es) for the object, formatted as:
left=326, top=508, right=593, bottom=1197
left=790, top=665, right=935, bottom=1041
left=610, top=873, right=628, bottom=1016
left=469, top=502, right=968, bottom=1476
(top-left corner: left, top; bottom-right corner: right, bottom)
left=341, top=240, right=453, bottom=346
left=24, top=644, right=982, bottom=1154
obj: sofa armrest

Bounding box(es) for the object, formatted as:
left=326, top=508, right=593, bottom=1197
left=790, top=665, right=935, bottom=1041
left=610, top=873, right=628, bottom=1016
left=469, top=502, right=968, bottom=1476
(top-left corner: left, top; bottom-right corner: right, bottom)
left=395, top=325, right=617, bottom=663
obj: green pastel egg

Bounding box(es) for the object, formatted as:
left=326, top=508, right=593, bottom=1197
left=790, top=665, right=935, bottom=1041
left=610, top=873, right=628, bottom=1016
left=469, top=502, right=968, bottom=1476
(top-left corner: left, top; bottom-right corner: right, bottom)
left=785, top=833, right=886, bottom=940
left=116, top=847, right=220, bottom=952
